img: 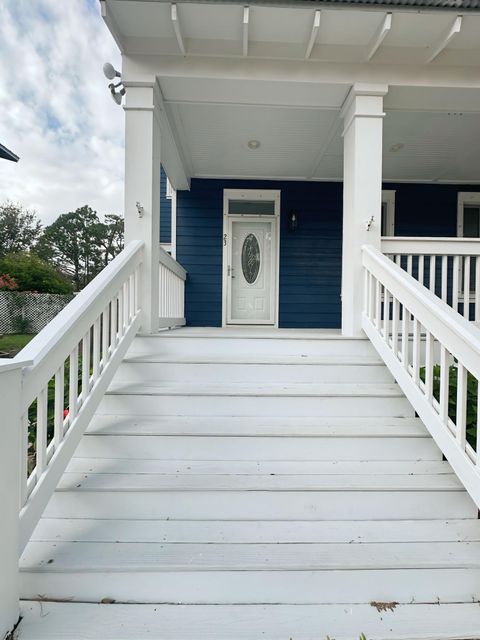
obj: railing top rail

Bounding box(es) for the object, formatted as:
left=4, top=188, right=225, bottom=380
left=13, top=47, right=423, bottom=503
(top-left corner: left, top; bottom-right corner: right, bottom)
left=362, top=244, right=480, bottom=378
left=381, top=236, right=480, bottom=255
left=14, top=241, right=144, bottom=404
left=158, top=244, right=187, bottom=280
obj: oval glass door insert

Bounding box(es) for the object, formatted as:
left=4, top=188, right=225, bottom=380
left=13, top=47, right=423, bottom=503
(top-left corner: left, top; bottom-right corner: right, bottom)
left=241, top=233, right=261, bottom=284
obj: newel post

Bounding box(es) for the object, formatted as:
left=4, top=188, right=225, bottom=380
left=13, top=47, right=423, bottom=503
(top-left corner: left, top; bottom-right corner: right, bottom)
left=124, top=84, right=161, bottom=333
left=340, top=83, right=388, bottom=336
left=0, top=360, right=28, bottom=637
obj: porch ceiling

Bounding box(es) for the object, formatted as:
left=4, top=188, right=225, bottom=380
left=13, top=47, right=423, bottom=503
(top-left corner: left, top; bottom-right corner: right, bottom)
left=161, top=81, right=480, bottom=183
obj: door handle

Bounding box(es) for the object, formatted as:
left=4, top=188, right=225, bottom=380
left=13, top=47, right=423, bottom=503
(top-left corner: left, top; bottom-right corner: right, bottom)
left=228, top=265, right=235, bottom=278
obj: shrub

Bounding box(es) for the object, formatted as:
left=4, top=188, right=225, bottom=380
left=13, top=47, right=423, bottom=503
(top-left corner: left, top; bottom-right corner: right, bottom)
left=0, top=253, right=73, bottom=294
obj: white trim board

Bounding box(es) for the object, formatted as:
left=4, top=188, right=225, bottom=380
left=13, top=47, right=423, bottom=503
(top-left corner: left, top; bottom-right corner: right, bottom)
left=222, top=189, right=280, bottom=328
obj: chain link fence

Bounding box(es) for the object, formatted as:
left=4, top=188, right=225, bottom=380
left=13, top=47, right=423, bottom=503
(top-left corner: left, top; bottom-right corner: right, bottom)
left=0, top=291, right=74, bottom=334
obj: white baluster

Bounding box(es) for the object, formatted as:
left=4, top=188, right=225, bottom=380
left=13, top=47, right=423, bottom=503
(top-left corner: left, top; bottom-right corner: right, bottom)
left=81, top=329, right=91, bottom=402
left=401, top=304, right=409, bottom=369
left=36, top=387, right=48, bottom=475
left=418, top=255, right=424, bottom=287
left=475, top=256, right=480, bottom=322
left=429, top=255, right=436, bottom=295
left=452, top=255, right=460, bottom=312
left=463, top=256, right=470, bottom=320
left=439, top=345, right=449, bottom=425
left=69, top=345, right=79, bottom=426
left=412, top=318, right=420, bottom=385
left=54, top=365, right=64, bottom=448
left=102, top=304, right=110, bottom=367
left=456, top=362, right=467, bottom=449
left=424, top=331, right=434, bottom=402
left=441, top=256, right=448, bottom=302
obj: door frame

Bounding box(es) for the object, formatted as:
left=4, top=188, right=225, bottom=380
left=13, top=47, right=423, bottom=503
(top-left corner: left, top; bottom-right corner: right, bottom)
left=222, top=189, right=281, bottom=327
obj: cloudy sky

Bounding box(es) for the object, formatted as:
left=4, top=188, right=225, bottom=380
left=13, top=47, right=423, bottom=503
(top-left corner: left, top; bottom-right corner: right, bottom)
left=0, top=0, right=123, bottom=225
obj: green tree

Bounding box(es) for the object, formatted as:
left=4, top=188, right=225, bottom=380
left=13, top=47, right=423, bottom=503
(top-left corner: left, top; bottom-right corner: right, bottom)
left=0, top=201, right=42, bottom=257
left=36, top=206, right=124, bottom=290
left=36, top=206, right=104, bottom=290
left=96, top=214, right=124, bottom=266
left=0, top=253, right=73, bottom=294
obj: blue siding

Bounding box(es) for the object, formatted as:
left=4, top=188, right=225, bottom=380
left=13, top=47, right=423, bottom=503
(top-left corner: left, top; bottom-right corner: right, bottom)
left=176, top=179, right=479, bottom=328
left=160, top=167, right=172, bottom=244
left=384, top=183, right=480, bottom=237
left=176, top=179, right=342, bottom=328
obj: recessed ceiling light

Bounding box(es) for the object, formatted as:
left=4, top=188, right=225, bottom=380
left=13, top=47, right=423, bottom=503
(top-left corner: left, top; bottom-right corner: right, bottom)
left=247, top=139, right=261, bottom=150
left=390, top=143, right=404, bottom=153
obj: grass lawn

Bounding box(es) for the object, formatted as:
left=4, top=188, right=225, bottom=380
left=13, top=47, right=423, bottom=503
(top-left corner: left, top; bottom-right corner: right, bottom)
left=0, top=333, right=35, bottom=357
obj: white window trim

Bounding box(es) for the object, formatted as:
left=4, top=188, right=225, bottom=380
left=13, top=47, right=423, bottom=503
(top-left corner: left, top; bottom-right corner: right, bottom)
left=457, top=191, right=480, bottom=238
left=381, top=189, right=396, bottom=237
left=222, top=189, right=280, bottom=327
left=456, top=192, right=480, bottom=302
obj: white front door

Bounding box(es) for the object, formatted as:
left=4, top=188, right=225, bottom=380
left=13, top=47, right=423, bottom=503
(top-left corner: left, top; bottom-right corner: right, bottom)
left=227, top=218, right=276, bottom=324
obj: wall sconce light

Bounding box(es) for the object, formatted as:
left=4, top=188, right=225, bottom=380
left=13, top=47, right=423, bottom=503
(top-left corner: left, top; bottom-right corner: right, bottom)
left=289, top=211, right=298, bottom=232
left=136, top=201, right=145, bottom=218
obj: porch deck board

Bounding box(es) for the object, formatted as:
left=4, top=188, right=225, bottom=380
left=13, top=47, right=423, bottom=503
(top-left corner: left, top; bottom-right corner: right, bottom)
left=17, top=601, right=480, bottom=640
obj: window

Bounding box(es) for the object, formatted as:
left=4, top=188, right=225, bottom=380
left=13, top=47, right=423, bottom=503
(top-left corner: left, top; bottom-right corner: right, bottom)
left=381, top=190, right=396, bottom=236
left=458, top=192, right=480, bottom=239
left=457, top=192, right=480, bottom=296
left=224, top=189, right=280, bottom=218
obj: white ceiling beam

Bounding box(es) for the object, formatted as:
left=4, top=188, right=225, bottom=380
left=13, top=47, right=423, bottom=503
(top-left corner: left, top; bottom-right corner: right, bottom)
left=124, top=54, right=480, bottom=91
left=305, top=10, right=321, bottom=60
left=154, top=81, right=191, bottom=190
left=366, top=13, right=392, bottom=61
left=171, top=3, right=186, bottom=56
left=243, top=6, right=249, bottom=57
left=426, top=15, right=462, bottom=63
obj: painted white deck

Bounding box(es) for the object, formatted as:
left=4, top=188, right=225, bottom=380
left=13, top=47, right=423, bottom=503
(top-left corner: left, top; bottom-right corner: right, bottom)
left=18, top=329, right=480, bottom=639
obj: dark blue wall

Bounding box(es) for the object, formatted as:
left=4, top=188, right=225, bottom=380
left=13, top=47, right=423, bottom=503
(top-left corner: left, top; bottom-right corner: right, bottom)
left=176, top=179, right=343, bottom=328
left=176, top=179, right=479, bottom=328
left=385, top=183, right=480, bottom=237
left=160, top=166, right=172, bottom=244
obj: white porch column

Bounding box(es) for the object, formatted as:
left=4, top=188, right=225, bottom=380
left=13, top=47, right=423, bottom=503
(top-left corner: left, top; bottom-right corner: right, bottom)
left=124, top=84, right=161, bottom=333
left=0, top=361, right=26, bottom=637
left=340, top=84, right=388, bottom=337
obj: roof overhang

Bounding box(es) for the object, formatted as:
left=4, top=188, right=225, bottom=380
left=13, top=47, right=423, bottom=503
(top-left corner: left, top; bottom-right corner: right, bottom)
left=0, top=143, right=19, bottom=163
left=101, top=0, right=480, bottom=186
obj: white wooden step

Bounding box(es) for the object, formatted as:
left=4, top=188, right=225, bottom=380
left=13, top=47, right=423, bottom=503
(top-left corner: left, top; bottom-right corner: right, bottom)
left=21, top=540, right=480, bottom=572
left=30, top=518, right=480, bottom=544
left=66, top=459, right=447, bottom=475
left=19, top=541, right=480, bottom=603
left=77, top=433, right=441, bottom=460
left=56, top=472, right=462, bottom=492
left=127, top=333, right=376, bottom=358
left=106, top=382, right=402, bottom=397
left=75, top=434, right=441, bottom=461
left=43, top=489, right=475, bottom=520
left=20, top=567, right=480, bottom=605
left=17, top=601, right=480, bottom=640
left=87, top=415, right=428, bottom=437
left=115, top=359, right=393, bottom=383
left=99, top=384, right=413, bottom=417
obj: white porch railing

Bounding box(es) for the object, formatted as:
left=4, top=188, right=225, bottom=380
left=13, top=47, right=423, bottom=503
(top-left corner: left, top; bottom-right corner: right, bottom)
left=158, top=244, right=186, bottom=328
left=363, top=244, right=480, bottom=508
left=382, top=237, right=480, bottom=322
left=0, top=240, right=187, bottom=636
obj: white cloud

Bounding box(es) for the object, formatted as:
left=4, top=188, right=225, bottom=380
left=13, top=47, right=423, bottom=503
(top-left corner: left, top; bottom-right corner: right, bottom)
left=0, top=0, right=124, bottom=225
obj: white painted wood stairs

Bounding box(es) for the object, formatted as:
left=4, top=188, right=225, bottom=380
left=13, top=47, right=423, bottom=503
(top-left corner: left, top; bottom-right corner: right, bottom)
left=18, top=329, right=480, bottom=639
